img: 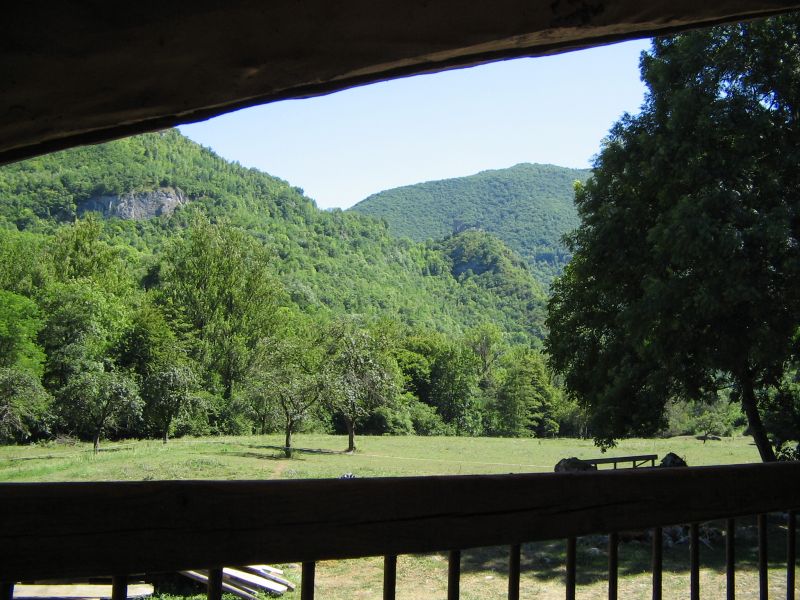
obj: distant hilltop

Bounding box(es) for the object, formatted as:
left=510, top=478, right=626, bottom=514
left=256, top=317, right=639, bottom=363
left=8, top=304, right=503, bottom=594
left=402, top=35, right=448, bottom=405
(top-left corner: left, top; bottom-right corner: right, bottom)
left=349, top=163, right=589, bottom=285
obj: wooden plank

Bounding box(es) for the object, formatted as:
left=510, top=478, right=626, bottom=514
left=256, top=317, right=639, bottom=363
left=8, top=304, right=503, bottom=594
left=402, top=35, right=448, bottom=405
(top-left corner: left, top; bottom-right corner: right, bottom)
left=788, top=511, right=796, bottom=600
left=652, top=527, right=662, bottom=600
left=690, top=524, right=700, bottom=600
left=448, top=550, right=460, bottom=600
left=2, top=463, right=800, bottom=581
left=383, top=555, right=397, bottom=600
left=235, top=566, right=294, bottom=590
left=726, top=519, right=736, bottom=600
left=206, top=568, right=222, bottom=600
left=252, top=565, right=283, bottom=576
left=508, top=544, right=520, bottom=600
left=12, top=584, right=152, bottom=599
left=758, top=514, right=768, bottom=600
left=223, top=568, right=287, bottom=594
left=566, top=537, right=576, bottom=600
left=608, top=533, right=619, bottom=600
left=301, top=562, right=315, bottom=600
left=179, top=571, right=258, bottom=600
left=111, top=576, right=126, bottom=600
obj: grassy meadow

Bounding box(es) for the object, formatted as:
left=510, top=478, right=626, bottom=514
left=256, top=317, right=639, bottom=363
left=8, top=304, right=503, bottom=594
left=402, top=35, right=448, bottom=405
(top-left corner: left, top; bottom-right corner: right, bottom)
left=0, top=433, right=761, bottom=482
left=2, top=434, right=793, bottom=599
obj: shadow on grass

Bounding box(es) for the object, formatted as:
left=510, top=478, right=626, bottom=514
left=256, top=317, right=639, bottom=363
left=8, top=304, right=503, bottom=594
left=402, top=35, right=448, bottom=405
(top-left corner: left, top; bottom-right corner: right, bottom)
left=245, top=444, right=347, bottom=455
left=229, top=451, right=307, bottom=462
left=459, top=517, right=795, bottom=586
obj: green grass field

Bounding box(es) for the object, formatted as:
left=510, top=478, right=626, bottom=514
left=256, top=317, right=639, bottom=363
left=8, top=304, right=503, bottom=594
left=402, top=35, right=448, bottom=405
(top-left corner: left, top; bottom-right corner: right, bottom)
left=2, top=434, right=793, bottom=599
left=0, top=433, right=761, bottom=482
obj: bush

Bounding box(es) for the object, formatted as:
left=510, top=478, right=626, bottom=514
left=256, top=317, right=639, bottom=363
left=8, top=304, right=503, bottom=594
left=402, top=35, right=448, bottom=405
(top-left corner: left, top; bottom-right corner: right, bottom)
left=407, top=399, right=452, bottom=435
left=662, top=398, right=744, bottom=438
left=362, top=405, right=414, bottom=435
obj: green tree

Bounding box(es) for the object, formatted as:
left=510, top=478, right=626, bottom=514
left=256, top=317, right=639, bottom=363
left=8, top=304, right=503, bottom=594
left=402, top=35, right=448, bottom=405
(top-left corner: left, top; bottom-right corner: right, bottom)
left=117, top=300, right=198, bottom=442
left=323, top=317, right=399, bottom=452
left=0, top=290, right=45, bottom=377
left=246, top=311, right=324, bottom=456
left=0, top=368, right=51, bottom=443
left=160, top=218, right=283, bottom=406
left=466, top=322, right=504, bottom=391
left=58, top=367, right=141, bottom=453
left=144, top=364, right=197, bottom=443
left=547, top=17, right=800, bottom=461
left=495, top=348, right=559, bottom=437
left=429, top=342, right=482, bottom=435
left=49, top=214, right=129, bottom=292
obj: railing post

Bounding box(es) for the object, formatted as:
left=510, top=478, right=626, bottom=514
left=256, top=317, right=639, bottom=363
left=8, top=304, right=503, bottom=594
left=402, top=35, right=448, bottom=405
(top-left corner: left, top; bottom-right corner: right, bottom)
left=758, top=514, right=768, bottom=600
left=383, top=555, right=397, bottom=600
left=652, top=527, right=662, bottom=600
left=0, top=581, right=13, bottom=600
left=727, top=518, right=736, bottom=600
left=207, top=568, right=223, bottom=600
left=566, top=537, right=576, bottom=600
left=608, top=532, right=619, bottom=600
left=788, top=511, right=796, bottom=600
left=301, top=562, right=316, bottom=600
left=690, top=523, right=700, bottom=600
left=448, top=550, right=461, bottom=600
left=111, top=575, right=127, bottom=600
left=508, top=544, right=521, bottom=600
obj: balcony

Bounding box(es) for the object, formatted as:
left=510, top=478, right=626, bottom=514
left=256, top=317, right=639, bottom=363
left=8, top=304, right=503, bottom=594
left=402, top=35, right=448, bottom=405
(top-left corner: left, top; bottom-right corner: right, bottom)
left=1, top=462, right=798, bottom=599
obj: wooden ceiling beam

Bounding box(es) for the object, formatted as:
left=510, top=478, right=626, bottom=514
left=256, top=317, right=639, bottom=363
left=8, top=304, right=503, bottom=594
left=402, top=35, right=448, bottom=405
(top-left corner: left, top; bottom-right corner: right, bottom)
left=2, top=1, right=799, bottom=164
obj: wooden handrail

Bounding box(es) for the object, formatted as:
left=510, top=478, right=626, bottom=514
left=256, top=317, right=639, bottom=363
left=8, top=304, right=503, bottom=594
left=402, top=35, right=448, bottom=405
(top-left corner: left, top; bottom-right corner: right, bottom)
left=1, top=463, right=799, bottom=581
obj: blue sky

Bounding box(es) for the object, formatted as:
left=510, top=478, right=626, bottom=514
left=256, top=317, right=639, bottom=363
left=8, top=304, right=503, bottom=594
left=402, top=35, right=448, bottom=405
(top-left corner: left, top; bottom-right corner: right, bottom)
left=180, top=38, right=651, bottom=210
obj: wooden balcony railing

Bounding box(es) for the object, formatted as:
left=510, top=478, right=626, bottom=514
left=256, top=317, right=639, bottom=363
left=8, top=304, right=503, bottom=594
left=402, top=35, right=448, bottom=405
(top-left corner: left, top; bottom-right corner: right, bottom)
left=1, top=462, right=798, bottom=599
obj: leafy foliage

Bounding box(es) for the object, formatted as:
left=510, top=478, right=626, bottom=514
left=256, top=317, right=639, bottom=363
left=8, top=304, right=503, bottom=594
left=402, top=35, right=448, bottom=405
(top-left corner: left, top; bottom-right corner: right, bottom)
left=547, top=16, right=800, bottom=461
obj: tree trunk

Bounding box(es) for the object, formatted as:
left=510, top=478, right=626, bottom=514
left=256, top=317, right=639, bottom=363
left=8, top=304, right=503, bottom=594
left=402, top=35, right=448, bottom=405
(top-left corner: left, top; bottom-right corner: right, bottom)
left=739, top=373, right=777, bottom=462
left=92, top=431, right=101, bottom=455
left=284, top=424, right=293, bottom=458
left=223, top=378, right=234, bottom=403
left=162, top=429, right=169, bottom=444
left=345, top=418, right=356, bottom=453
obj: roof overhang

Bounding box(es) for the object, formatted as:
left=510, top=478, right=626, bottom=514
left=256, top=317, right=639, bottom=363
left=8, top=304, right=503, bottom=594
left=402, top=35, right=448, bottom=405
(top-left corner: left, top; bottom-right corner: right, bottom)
left=3, top=1, right=799, bottom=165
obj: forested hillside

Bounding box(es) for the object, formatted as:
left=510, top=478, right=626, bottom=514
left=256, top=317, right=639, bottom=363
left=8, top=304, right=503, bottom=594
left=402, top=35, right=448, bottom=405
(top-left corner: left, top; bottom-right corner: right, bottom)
left=0, top=130, right=546, bottom=339
left=350, top=163, right=589, bottom=284
left=0, top=130, right=578, bottom=450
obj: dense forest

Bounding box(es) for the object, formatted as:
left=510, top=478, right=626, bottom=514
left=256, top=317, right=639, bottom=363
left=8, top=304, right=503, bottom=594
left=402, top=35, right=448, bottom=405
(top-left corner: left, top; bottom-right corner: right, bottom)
left=350, top=163, right=589, bottom=284
left=0, top=130, right=583, bottom=452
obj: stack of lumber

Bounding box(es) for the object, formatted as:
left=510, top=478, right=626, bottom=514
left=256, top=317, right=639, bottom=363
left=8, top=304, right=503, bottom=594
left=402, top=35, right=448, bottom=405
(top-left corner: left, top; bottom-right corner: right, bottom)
left=180, top=565, right=294, bottom=597
left=13, top=583, right=153, bottom=598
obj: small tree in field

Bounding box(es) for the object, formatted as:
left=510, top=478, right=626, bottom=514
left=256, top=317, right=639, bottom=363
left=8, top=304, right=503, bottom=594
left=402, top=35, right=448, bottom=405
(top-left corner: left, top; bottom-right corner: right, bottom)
left=59, top=367, right=141, bottom=453
left=323, top=318, right=399, bottom=453
left=247, top=321, right=323, bottom=457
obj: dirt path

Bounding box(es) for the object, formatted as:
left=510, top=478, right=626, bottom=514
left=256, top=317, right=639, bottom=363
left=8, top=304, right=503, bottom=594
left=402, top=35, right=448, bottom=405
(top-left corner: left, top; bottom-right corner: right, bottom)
left=271, top=460, right=290, bottom=479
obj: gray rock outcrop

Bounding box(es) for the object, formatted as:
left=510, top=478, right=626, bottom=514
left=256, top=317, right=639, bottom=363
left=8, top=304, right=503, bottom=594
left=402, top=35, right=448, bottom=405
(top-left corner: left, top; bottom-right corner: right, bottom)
left=79, top=187, right=188, bottom=220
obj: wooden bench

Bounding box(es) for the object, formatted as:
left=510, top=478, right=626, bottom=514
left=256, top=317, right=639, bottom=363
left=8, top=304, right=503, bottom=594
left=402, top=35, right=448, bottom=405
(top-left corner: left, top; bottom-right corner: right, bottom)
left=582, top=454, right=658, bottom=469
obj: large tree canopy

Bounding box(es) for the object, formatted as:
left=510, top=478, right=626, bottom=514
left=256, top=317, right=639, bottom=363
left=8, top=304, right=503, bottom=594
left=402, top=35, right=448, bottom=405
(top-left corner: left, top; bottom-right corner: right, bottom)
left=546, top=15, right=800, bottom=462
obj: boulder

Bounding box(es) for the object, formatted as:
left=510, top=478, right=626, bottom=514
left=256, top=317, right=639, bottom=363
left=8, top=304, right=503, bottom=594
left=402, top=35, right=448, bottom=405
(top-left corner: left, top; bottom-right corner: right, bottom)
left=554, top=457, right=597, bottom=472
left=659, top=452, right=688, bottom=468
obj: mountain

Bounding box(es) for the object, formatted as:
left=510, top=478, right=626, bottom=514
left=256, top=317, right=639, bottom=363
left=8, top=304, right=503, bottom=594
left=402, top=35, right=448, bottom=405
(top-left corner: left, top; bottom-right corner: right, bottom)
left=349, top=163, right=590, bottom=284
left=0, top=130, right=547, bottom=342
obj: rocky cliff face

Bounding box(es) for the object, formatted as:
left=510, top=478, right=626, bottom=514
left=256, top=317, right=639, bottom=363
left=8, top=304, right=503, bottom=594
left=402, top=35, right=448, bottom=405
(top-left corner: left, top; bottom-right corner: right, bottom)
left=79, top=187, right=188, bottom=219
